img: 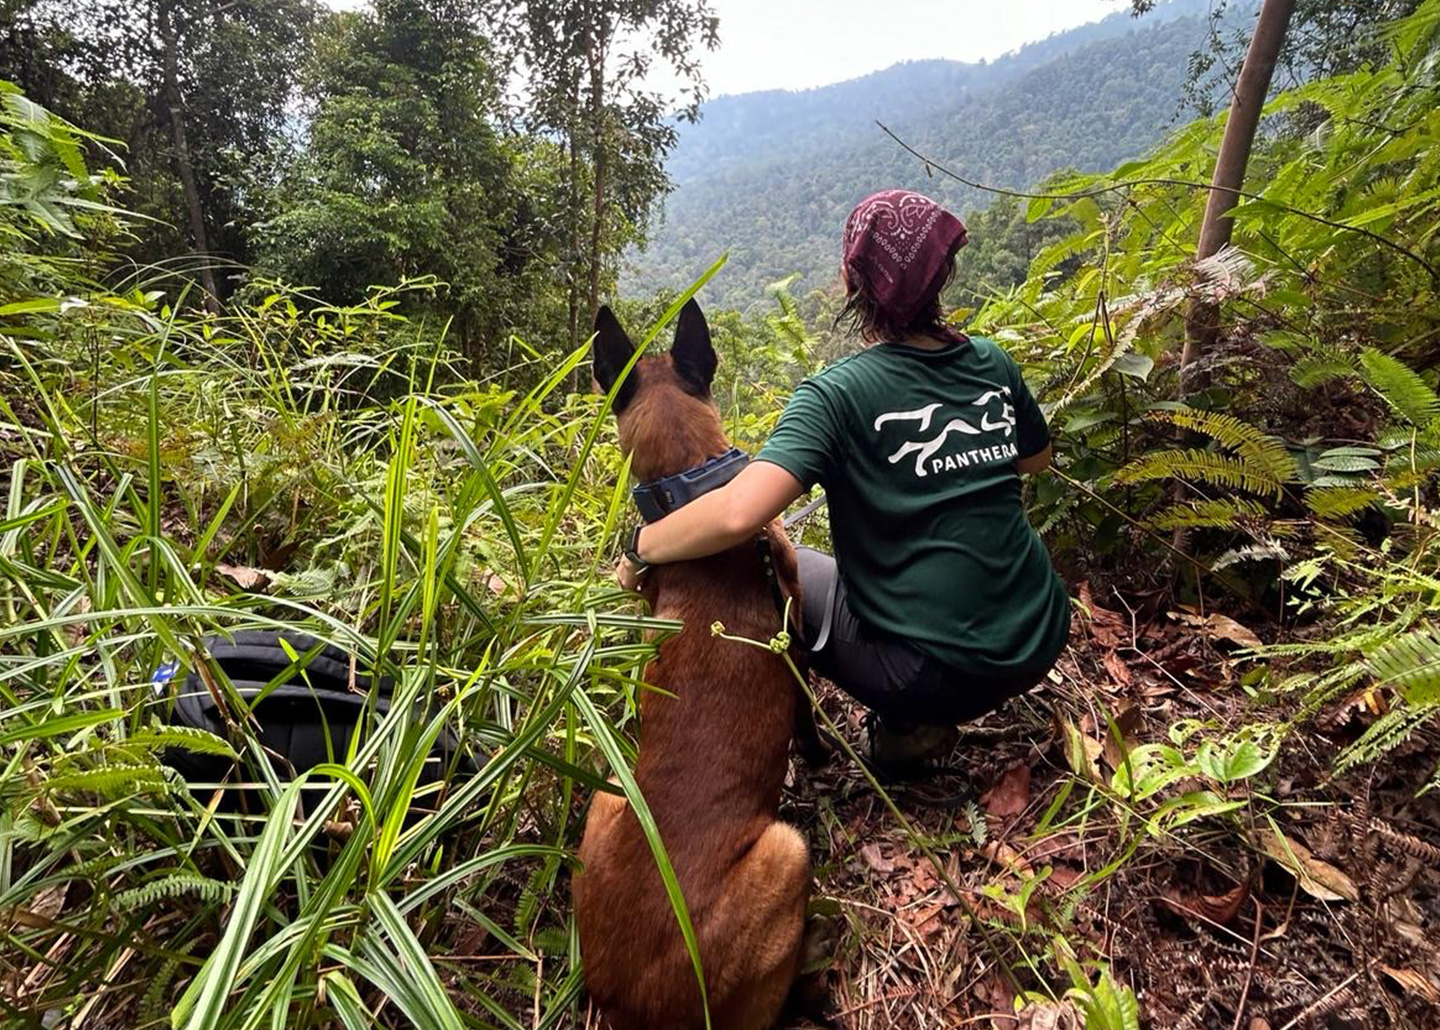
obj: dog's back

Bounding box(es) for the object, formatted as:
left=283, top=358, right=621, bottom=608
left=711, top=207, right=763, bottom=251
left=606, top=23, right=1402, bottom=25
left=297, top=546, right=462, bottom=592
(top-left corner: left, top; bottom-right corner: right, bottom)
left=574, top=302, right=811, bottom=1030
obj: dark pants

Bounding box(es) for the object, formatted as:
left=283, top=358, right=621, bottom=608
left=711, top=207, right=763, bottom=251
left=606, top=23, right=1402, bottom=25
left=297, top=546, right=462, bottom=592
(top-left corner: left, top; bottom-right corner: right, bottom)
left=795, top=547, right=1049, bottom=727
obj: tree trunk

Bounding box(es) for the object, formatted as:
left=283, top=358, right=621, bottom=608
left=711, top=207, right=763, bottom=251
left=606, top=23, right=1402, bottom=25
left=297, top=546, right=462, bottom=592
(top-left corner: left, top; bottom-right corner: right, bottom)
left=1173, top=0, right=1293, bottom=555
left=584, top=12, right=608, bottom=333
left=158, top=2, right=221, bottom=313
left=1180, top=0, right=1294, bottom=388
left=567, top=128, right=581, bottom=355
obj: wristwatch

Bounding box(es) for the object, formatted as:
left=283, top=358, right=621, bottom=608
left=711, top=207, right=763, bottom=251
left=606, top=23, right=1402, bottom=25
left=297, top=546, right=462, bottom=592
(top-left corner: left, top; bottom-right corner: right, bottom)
left=623, top=525, right=651, bottom=577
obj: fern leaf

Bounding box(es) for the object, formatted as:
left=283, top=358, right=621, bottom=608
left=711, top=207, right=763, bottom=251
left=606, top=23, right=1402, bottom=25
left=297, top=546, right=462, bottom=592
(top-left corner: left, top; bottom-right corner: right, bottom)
left=140, top=938, right=199, bottom=1024
left=1291, top=353, right=1357, bottom=388
left=115, top=873, right=234, bottom=911
left=1145, top=408, right=1298, bottom=480
left=44, top=765, right=171, bottom=797
left=1212, top=541, right=1291, bottom=569
left=1305, top=486, right=1380, bottom=518
left=1384, top=445, right=1440, bottom=476
left=1359, top=349, right=1440, bottom=426
left=965, top=800, right=988, bottom=848
left=124, top=726, right=237, bottom=759
left=1368, top=625, right=1440, bottom=705
left=1334, top=705, right=1439, bottom=776
left=1147, top=497, right=1271, bottom=530
left=1116, top=449, right=1284, bottom=497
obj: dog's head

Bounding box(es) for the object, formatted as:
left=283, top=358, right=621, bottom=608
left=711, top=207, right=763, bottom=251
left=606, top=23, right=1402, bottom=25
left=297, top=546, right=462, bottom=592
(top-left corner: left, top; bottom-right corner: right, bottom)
left=592, top=299, right=729, bottom=482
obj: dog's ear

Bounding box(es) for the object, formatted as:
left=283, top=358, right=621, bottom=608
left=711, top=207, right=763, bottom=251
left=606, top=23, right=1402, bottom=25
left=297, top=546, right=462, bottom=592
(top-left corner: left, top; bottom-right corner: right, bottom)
left=671, top=298, right=716, bottom=394
left=592, top=305, right=638, bottom=411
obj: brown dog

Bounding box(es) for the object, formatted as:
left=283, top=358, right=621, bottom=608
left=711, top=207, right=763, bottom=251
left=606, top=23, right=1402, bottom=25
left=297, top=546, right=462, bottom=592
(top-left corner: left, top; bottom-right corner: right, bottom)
left=573, top=300, right=813, bottom=1030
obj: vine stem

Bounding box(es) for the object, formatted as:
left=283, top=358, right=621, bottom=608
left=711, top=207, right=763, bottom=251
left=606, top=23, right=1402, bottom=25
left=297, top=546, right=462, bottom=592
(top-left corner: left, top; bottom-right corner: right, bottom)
left=875, top=121, right=1438, bottom=280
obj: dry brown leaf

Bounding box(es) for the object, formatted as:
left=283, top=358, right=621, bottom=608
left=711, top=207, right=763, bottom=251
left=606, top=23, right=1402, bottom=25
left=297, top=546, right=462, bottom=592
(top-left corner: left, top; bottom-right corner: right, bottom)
left=858, top=843, right=894, bottom=875
left=1317, top=686, right=1388, bottom=735
left=1381, top=965, right=1440, bottom=1003
left=1015, top=999, right=1081, bottom=1030
left=1391, top=918, right=1430, bottom=952
left=1100, top=703, right=1144, bottom=772
left=1059, top=718, right=1105, bottom=782
left=1172, top=609, right=1262, bottom=650
left=1159, top=879, right=1249, bottom=926
left=1079, top=581, right=1129, bottom=649
left=982, top=840, right=1034, bottom=877
left=908, top=901, right=947, bottom=938
left=26, top=884, right=67, bottom=923
left=1102, top=649, right=1132, bottom=687
left=1030, top=831, right=1084, bottom=865
left=64, top=594, right=92, bottom=647
left=1047, top=863, right=1083, bottom=890
left=215, top=563, right=273, bottom=590
left=3, top=905, right=55, bottom=929
left=974, top=969, right=1017, bottom=1021
left=1256, top=828, right=1359, bottom=902
left=1248, top=1020, right=1272, bottom=1030
left=983, top=761, right=1031, bottom=820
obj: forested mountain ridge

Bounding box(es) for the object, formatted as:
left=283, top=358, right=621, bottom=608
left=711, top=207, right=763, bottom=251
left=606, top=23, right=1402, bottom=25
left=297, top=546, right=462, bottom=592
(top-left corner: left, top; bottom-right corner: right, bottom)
left=629, top=0, right=1239, bottom=310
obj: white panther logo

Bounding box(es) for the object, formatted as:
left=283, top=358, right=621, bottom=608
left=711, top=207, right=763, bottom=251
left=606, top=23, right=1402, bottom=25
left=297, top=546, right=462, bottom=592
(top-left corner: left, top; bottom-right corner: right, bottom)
left=873, top=389, right=1016, bottom=477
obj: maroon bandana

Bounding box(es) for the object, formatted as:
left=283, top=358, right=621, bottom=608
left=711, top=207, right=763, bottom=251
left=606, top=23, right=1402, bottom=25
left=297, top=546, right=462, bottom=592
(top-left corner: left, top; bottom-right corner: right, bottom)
left=842, top=190, right=968, bottom=326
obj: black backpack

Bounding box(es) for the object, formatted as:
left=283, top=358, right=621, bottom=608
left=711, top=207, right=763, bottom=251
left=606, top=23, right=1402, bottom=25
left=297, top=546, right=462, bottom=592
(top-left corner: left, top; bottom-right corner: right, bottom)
left=155, top=630, right=471, bottom=813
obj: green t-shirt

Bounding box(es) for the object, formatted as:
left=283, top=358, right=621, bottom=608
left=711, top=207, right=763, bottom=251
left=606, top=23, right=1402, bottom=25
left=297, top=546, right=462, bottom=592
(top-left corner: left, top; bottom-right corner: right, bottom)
left=757, top=336, right=1070, bottom=678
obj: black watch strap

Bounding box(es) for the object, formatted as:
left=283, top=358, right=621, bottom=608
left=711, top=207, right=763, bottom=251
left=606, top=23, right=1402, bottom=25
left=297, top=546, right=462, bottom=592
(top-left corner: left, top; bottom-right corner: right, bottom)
left=623, top=525, right=650, bottom=575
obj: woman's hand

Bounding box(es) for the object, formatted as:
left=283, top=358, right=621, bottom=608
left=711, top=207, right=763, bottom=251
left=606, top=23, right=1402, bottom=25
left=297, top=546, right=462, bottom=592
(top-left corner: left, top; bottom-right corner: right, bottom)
left=615, top=554, right=646, bottom=592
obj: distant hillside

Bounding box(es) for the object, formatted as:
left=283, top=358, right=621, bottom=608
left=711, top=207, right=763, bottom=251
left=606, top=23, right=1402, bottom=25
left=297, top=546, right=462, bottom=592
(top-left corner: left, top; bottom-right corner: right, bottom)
left=627, top=0, right=1234, bottom=311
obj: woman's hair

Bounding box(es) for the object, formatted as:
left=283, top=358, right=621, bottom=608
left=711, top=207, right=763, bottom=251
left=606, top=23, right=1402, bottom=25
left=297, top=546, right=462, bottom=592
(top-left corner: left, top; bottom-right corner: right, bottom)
left=836, top=255, right=958, bottom=345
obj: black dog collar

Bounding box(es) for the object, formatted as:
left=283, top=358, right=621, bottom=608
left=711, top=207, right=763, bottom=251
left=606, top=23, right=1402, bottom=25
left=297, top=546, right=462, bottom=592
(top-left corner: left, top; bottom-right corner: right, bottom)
left=632, top=447, right=750, bottom=523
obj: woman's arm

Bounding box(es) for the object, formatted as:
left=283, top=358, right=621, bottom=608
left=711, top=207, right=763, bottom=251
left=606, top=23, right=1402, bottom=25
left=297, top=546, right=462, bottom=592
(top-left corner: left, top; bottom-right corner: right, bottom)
left=619, top=461, right=805, bottom=588
left=1016, top=444, right=1053, bottom=476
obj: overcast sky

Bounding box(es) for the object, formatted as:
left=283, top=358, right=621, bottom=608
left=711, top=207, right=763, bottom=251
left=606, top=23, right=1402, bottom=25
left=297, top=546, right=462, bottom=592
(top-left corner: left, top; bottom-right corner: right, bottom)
left=327, top=0, right=1126, bottom=96
left=694, top=0, right=1122, bottom=95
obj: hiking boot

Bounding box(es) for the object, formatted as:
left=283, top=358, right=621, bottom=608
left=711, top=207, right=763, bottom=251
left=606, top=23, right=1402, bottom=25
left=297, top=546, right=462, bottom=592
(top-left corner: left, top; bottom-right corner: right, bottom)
left=859, top=713, right=957, bottom=771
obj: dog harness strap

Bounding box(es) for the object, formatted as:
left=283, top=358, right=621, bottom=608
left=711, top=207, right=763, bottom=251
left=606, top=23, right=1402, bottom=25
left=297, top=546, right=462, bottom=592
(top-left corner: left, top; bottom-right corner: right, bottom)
left=754, top=536, right=791, bottom=626
left=631, top=447, right=751, bottom=523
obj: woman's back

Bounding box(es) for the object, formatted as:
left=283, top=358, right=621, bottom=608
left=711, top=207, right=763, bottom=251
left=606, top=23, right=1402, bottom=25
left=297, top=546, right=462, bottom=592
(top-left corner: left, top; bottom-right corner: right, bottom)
left=757, top=335, right=1069, bottom=678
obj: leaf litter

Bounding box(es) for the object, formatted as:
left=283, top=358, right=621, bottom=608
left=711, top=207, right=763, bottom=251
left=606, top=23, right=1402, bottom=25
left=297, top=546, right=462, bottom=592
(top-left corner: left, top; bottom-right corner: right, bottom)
left=771, top=579, right=1440, bottom=1029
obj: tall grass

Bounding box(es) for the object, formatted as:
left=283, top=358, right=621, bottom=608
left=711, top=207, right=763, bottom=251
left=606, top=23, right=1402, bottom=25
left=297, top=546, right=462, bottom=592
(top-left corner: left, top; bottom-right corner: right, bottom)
left=1, top=241, right=726, bottom=1026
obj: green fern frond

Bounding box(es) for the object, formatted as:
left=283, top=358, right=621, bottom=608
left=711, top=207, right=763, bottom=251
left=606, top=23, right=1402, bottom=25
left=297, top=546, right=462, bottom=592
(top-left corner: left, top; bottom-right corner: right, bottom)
left=1036, top=491, right=1081, bottom=537
left=44, top=765, right=172, bottom=797
left=115, top=874, right=234, bottom=912
left=1291, top=353, right=1358, bottom=388
left=1265, top=519, right=1307, bottom=539
left=966, top=800, right=988, bottom=848
left=1359, top=348, right=1440, bottom=426
left=1116, top=449, right=1284, bottom=497
left=1368, top=624, right=1440, bottom=705
left=122, top=725, right=238, bottom=759
left=140, top=938, right=199, bottom=1024
left=1147, top=497, right=1271, bottom=530
left=1145, top=408, right=1297, bottom=480
left=1384, top=444, right=1440, bottom=476
left=1334, top=704, right=1439, bottom=776
left=513, top=862, right=550, bottom=935
left=1286, top=663, right=1369, bottom=717
left=1378, top=422, right=1440, bottom=449
left=1290, top=348, right=1353, bottom=391
left=1305, top=485, right=1381, bottom=518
